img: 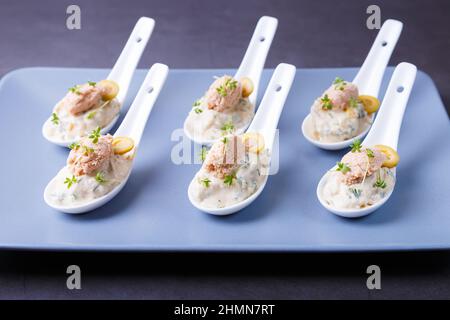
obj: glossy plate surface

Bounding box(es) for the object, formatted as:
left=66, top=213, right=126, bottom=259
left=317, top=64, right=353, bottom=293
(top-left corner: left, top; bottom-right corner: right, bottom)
left=0, top=67, right=448, bottom=251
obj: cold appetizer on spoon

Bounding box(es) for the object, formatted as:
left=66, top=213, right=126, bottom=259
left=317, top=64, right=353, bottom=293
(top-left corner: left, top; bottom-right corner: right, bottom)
left=45, top=132, right=135, bottom=207
left=184, top=75, right=255, bottom=142
left=184, top=16, right=278, bottom=145
left=302, top=19, right=403, bottom=150
left=42, top=17, right=155, bottom=146
left=308, top=77, right=380, bottom=143
left=190, top=132, right=269, bottom=209
left=44, top=63, right=169, bottom=214
left=321, top=139, right=398, bottom=210
left=43, top=80, right=120, bottom=143
left=317, top=62, right=417, bottom=218
left=189, top=63, right=296, bottom=215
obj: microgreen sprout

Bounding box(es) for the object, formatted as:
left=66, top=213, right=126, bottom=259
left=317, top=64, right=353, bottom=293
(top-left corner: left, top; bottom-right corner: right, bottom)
left=95, top=172, right=106, bottom=184
left=373, top=175, right=387, bottom=189
left=89, top=127, right=101, bottom=144
left=86, top=111, right=96, bottom=120
left=336, top=162, right=351, bottom=174
left=201, top=178, right=211, bottom=188
left=349, top=188, right=362, bottom=199
left=224, top=174, right=235, bottom=186
left=350, top=139, right=362, bottom=153
left=221, top=121, right=234, bottom=133
left=69, top=85, right=81, bottom=95
left=321, top=94, right=333, bottom=110
left=68, top=142, right=80, bottom=150
left=64, top=175, right=77, bottom=189
left=349, top=97, right=358, bottom=108
left=199, top=146, right=208, bottom=162
left=366, top=148, right=374, bottom=158
left=51, top=112, right=60, bottom=125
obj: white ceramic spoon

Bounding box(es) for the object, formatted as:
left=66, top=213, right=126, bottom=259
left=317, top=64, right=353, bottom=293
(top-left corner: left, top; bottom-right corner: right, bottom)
left=42, top=17, right=155, bottom=147
left=184, top=16, right=278, bottom=145
left=188, top=63, right=296, bottom=215
left=317, top=62, right=417, bottom=218
left=44, top=63, right=169, bottom=214
left=302, top=19, right=403, bottom=150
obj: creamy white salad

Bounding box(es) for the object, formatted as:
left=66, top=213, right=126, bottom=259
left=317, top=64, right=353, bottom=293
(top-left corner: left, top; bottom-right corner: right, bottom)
left=43, top=80, right=120, bottom=142
left=310, top=77, right=379, bottom=142
left=322, top=140, right=399, bottom=210
left=184, top=75, right=255, bottom=142
left=46, top=132, right=135, bottom=207
left=189, top=133, right=269, bottom=208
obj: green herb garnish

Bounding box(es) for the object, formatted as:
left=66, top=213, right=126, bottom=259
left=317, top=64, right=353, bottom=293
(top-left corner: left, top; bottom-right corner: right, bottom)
left=216, top=78, right=238, bottom=97
left=193, top=100, right=201, bottom=107
left=86, top=111, right=96, bottom=120
left=366, top=148, right=374, bottom=158
left=333, top=77, right=345, bottom=85
left=89, top=127, right=101, bottom=144
left=221, top=121, right=234, bottom=133
left=349, top=97, right=358, bottom=108
left=321, top=94, right=333, bottom=110
left=349, top=188, right=362, bottom=199
left=51, top=112, right=60, bottom=125
left=221, top=137, right=228, bottom=144
left=95, top=172, right=106, bottom=184
left=68, top=142, right=80, bottom=150
left=69, top=85, right=81, bottom=95
left=194, top=107, right=203, bottom=114
left=64, top=175, right=77, bottom=189
left=333, top=77, right=346, bottom=90
left=373, top=176, right=387, bottom=189
left=199, top=146, right=208, bottom=162
left=223, top=174, right=235, bottom=186
left=336, top=162, right=351, bottom=174
left=216, top=86, right=227, bottom=97
left=82, top=145, right=94, bottom=155
left=225, top=78, right=238, bottom=90
left=88, top=81, right=96, bottom=86
left=350, top=138, right=362, bottom=153
left=201, top=178, right=211, bottom=188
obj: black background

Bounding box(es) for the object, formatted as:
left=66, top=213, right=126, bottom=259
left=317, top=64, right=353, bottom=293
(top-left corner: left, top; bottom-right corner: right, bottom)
left=0, top=0, right=449, bottom=299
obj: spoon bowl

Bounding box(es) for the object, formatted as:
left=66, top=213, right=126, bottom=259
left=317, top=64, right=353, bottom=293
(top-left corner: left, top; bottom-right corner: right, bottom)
left=42, top=114, right=120, bottom=147
left=44, top=63, right=169, bottom=214
left=188, top=178, right=268, bottom=216
left=184, top=16, right=278, bottom=146
left=316, top=62, right=417, bottom=218
left=302, top=19, right=403, bottom=150
left=301, top=113, right=374, bottom=151
left=316, top=169, right=395, bottom=218
left=44, top=171, right=130, bottom=214
left=188, top=63, right=296, bottom=215
left=42, top=17, right=155, bottom=147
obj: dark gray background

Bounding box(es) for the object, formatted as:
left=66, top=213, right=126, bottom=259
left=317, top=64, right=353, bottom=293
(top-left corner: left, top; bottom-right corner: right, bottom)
left=0, top=0, right=449, bottom=299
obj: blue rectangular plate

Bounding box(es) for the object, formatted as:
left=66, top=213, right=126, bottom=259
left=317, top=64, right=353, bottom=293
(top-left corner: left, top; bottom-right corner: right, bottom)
left=0, top=67, right=449, bottom=252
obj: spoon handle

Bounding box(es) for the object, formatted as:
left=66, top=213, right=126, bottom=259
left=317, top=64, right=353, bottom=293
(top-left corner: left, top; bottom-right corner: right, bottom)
left=363, top=62, right=417, bottom=149
left=234, top=16, right=278, bottom=105
left=353, top=19, right=403, bottom=97
left=114, top=63, right=169, bottom=146
left=107, top=17, right=155, bottom=105
left=247, top=63, right=296, bottom=151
